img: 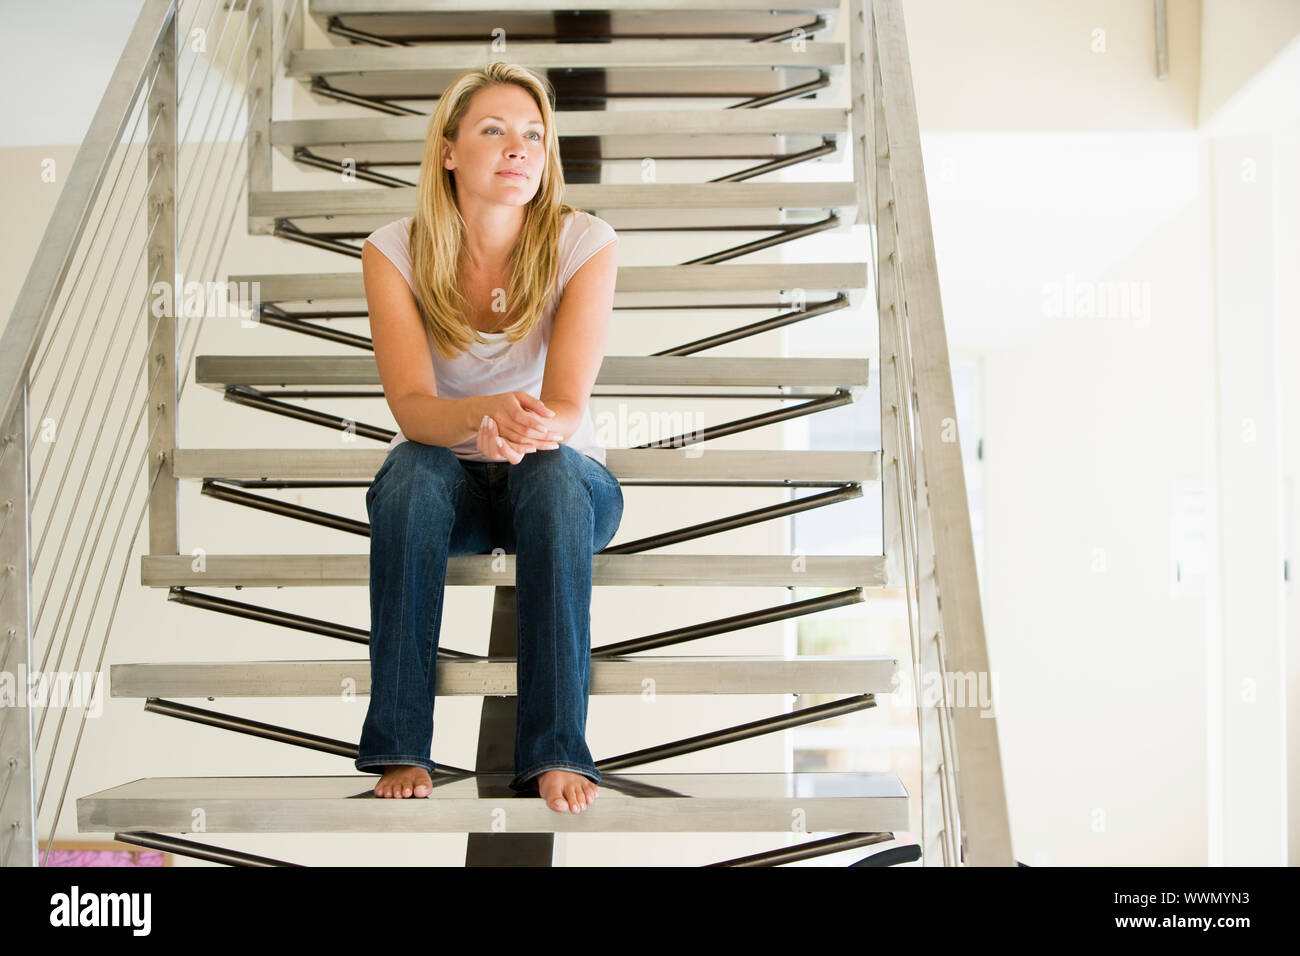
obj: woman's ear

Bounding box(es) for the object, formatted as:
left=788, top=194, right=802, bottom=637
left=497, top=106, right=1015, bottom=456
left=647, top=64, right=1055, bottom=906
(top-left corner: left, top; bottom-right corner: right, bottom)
left=442, top=137, right=454, bottom=171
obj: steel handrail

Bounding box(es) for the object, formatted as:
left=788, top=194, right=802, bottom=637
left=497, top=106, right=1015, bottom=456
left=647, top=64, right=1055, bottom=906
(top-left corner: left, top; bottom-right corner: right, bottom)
left=853, top=0, right=1016, bottom=865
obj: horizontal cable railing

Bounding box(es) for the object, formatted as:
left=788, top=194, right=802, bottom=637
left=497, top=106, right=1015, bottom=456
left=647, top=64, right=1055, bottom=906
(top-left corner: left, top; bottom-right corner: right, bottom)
left=0, top=0, right=289, bottom=867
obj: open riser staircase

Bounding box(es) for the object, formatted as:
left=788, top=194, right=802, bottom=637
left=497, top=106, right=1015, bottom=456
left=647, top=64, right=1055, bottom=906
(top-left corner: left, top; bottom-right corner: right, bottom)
left=0, top=0, right=1013, bottom=867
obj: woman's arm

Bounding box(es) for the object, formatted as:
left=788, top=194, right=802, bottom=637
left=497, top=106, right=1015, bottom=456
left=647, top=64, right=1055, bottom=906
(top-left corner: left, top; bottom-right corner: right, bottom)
left=363, top=241, right=481, bottom=447
left=539, top=240, right=619, bottom=438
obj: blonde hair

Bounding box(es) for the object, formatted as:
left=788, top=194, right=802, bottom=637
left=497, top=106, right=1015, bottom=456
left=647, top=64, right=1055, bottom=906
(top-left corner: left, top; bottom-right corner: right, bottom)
left=408, top=62, right=574, bottom=358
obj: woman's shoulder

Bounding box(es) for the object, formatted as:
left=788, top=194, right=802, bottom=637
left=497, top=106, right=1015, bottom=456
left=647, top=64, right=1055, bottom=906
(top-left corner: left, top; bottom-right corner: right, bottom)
left=365, top=216, right=414, bottom=250
left=363, top=217, right=416, bottom=291
left=558, top=209, right=618, bottom=288
left=561, top=209, right=616, bottom=244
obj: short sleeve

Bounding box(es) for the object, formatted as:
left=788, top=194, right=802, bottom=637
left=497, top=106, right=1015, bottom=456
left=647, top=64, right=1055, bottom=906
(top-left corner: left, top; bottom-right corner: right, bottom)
left=363, top=217, right=415, bottom=294
left=559, top=211, right=618, bottom=289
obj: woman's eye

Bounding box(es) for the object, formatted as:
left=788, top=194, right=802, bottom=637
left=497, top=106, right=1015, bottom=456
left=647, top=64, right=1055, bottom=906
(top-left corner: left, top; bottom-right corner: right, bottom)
left=485, top=127, right=542, bottom=141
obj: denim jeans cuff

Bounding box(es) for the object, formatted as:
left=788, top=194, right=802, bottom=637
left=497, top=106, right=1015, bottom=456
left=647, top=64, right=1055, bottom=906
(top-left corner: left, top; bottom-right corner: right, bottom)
left=509, top=762, right=602, bottom=793
left=355, top=755, right=437, bottom=776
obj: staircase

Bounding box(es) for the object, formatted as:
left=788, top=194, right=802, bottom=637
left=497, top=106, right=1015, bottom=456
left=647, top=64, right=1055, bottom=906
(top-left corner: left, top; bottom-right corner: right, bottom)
left=1, top=0, right=1013, bottom=867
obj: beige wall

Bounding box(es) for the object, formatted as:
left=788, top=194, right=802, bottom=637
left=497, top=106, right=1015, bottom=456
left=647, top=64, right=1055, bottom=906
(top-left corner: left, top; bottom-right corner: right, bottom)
left=1199, top=0, right=1300, bottom=126
left=903, top=0, right=1202, bottom=131
left=0, top=146, right=81, bottom=341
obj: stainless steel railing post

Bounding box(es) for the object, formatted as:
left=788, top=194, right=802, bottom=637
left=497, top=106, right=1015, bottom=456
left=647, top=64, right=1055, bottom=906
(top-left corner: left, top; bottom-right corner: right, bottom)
left=0, top=392, right=36, bottom=867
left=147, top=9, right=180, bottom=557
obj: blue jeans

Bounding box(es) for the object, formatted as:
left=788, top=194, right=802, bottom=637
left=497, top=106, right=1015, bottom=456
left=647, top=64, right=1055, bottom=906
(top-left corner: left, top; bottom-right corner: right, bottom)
left=357, top=440, right=624, bottom=792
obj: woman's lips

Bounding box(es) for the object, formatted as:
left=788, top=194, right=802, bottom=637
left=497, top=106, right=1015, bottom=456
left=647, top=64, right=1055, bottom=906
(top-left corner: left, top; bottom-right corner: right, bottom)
left=497, top=170, right=528, bottom=180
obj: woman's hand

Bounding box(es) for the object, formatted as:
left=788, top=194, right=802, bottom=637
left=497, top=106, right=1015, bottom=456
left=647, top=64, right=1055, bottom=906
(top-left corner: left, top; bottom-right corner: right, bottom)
left=476, top=391, right=564, bottom=464
left=476, top=415, right=542, bottom=464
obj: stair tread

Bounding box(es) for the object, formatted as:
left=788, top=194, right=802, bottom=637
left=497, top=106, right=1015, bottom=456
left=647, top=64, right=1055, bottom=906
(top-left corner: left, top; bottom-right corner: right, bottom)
left=273, top=108, right=848, bottom=148
left=172, top=448, right=877, bottom=483
left=110, top=656, right=898, bottom=697
left=250, top=184, right=859, bottom=233
left=287, top=40, right=846, bottom=78
left=311, top=0, right=842, bottom=14
left=251, top=182, right=857, bottom=220
left=140, top=553, right=887, bottom=588
left=77, top=771, right=909, bottom=833
left=231, top=262, right=871, bottom=299
left=194, top=355, right=870, bottom=388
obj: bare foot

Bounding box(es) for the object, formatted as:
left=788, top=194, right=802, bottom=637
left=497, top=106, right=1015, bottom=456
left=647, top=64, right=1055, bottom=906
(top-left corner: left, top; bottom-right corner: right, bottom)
left=374, top=765, right=432, bottom=798
left=537, top=770, right=599, bottom=814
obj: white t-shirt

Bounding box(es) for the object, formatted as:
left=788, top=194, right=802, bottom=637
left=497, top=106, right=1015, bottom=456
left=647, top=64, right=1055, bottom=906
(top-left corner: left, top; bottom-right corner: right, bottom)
left=363, top=209, right=618, bottom=464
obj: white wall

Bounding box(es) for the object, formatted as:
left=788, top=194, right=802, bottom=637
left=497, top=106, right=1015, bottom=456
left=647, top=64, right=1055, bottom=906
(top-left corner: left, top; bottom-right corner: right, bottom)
left=903, top=0, right=1297, bottom=865
left=1279, top=111, right=1300, bottom=872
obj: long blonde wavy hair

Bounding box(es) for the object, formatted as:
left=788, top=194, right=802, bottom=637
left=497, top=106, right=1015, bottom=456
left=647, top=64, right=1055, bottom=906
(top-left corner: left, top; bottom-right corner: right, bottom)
left=408, top=62, right=575, bottom=358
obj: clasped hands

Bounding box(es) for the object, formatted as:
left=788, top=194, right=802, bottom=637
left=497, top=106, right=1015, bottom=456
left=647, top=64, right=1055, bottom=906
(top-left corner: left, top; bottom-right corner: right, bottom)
left=476, top=390, right=566, bottom=464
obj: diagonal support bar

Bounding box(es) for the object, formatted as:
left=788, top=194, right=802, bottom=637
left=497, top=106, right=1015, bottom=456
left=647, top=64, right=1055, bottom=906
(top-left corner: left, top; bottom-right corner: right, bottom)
left=603, top=485, right=862, bottom=554
left=633, top=389, right=855, bottom=448
left=142, top=697, right=474, bottom=774
left=596, top=693, right=876, bottom=771
left=592, top=588, right=864, bottom=657
left=113, top=830, right=302, bottom=867
left=165, top=586, right=480, bottom=658
left=709, top=831, right=895, bottom=867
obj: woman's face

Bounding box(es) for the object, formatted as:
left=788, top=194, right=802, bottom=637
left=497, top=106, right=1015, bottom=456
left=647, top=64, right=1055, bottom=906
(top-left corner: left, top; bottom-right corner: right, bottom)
left=442, top=84, right=546, bottom=207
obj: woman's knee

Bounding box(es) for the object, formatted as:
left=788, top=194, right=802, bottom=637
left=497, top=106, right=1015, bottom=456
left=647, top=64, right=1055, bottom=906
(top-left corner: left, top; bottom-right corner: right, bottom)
left=508, top=445, right=586, bottom=499
left=368, top=442, right=465, bottom=515
left=594, top=480, right=624, bottom=550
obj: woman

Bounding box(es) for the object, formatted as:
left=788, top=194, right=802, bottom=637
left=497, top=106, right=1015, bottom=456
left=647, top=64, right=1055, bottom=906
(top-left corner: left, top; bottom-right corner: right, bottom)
left=356, top=62, right=623, bottom=815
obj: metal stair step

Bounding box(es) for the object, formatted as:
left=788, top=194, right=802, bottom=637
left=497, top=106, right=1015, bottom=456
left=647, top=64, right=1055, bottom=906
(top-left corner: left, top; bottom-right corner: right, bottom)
left=290, top=40, right=844, bottom=78
left=140, top=554, right=887, bottom=588
left=270, top=106, right=847, bottom=151
left=194, top=355, right=869, bottom=390
left=272, top=108, right=849, bottom=167
left=310, top=0, right=844, bottom=16
left=172, top=448, right=879, bottom=483
left=77, top=772, right=909, bottom=833
left=299, top=70, right=841, bottom=109
left=249, top=182, right=859, bottom=234
left=232, top=262, right=870, bottom=303
left=110, top=656, right=898, bottom=698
